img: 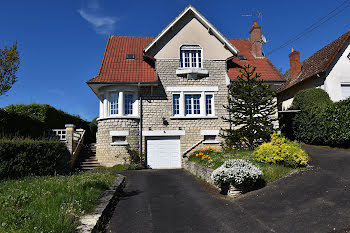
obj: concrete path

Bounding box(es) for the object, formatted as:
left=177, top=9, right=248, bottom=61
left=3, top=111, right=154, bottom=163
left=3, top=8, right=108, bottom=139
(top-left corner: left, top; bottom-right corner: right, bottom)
left=107, top=145, right=350, bottom=233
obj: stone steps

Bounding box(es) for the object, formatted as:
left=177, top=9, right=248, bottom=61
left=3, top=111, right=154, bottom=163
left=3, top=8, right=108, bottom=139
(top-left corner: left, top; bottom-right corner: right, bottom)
left=75, top=144, right=101, bottom=171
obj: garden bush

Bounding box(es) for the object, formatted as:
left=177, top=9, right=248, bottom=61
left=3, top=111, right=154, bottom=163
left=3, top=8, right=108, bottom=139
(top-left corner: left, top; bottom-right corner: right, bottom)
left=254, top=133, right=309, bottom=168
left=290, top=88, right=332, bottom=111
left=293, top=98, right=350, bottom=147
left=0, top=139, right=69, bottom=179
left=0, top=104, right=97, bottom=142
left=211, top=159, right=263, bottom=187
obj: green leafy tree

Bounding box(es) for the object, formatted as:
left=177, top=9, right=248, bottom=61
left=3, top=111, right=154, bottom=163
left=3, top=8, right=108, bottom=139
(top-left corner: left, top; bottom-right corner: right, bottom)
left=221, top=64, right=277, bottom=149
left=0, top=42, right=20, bottom=96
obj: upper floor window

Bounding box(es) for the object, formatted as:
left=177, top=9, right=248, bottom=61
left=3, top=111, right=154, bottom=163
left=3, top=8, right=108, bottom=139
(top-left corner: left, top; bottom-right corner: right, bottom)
left=173, top=94, right=180, bottom=115
left=185, top=94, right=201, bottom=115
left=180, top=45, right=202, bottom=68
left=124, top=93, right=134, bottom=115
left=110, top=92, right=119, bottom=115
left=106, top=91, right=136, bottom=117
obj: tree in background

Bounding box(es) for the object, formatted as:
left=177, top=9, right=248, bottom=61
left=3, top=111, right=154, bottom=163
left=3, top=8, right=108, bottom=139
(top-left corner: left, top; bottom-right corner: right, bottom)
left=221, top=64, right=277, bottom=150
left=0, top=42, right=20, bottom=96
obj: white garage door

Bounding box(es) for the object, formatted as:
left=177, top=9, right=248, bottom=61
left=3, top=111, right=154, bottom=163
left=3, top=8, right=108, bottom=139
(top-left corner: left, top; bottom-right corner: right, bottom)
left=146, top=136, right=181, bottom=169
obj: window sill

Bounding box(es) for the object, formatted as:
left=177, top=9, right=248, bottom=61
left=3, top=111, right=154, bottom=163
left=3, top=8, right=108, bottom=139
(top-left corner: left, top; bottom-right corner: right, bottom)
left=170, top=116, right=218, bottom=119
left=110, top=142, right=128, bottom=146
left=176, top=68, right=209, bottom=79
left=98, top=116, right=139, bottom=121
left=203, top=140, right=220, bottom=144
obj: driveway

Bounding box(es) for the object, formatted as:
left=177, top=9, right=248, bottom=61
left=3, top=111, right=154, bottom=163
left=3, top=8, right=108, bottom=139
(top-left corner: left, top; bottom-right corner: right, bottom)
left=108, top=145, right=350, bottom=233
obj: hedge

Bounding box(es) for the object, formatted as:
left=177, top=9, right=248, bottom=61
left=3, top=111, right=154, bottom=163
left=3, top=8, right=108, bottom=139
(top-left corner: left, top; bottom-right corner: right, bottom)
left=0, top=104, right=96, bottom=142
left=0, top=139, right=69, bottom=179
left=293, top=98, right=350, bottom=148
left=290, top=88, right=332, bottom=111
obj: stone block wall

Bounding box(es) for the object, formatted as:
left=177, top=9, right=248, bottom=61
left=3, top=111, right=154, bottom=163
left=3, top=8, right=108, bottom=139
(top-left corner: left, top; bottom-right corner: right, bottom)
left=141, top=59, right=229, bottom=155
left=96, top=118, right=139, bottom=167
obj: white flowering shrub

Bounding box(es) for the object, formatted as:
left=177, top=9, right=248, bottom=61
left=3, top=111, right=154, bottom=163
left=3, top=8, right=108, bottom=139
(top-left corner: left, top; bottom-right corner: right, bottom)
left=211, top=159, right=263, bottom=186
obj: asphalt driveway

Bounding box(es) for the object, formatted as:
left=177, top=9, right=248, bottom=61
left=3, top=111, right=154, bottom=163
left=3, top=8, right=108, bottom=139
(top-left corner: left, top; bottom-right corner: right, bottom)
left=108, top=145, right=350, bottom=233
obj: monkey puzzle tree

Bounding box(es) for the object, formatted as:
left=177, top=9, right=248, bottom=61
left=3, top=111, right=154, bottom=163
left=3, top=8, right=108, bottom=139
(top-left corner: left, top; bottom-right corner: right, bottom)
left=221, top=64, right=277, bottom=150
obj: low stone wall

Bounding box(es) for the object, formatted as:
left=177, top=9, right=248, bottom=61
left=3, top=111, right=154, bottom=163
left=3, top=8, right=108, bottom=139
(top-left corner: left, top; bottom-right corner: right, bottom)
left=183, top=160, right=216, bottom=187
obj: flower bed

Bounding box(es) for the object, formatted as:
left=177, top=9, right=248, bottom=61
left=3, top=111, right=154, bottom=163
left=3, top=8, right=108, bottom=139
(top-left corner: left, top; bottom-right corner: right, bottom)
left=188, top=138, right=308, bottom=195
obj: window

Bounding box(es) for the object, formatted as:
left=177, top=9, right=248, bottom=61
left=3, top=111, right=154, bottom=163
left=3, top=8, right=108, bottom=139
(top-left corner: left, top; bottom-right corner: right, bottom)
left=173, top=94, right=180, bottom=115
left=180, top=45, right=202, bottom=68
left=112, top=136, right=126, bottom=143
left=347, top=52, right=350, bottom=61
left=110, top=92, right=119, bottom=115
left=204, top=135, right=216, bottom=141
left=201, top=130, right=219, bottom=144
left=169, top=87, right=217, bottom=118
left=124, top=94, right=133, bottom=115
left=185, top=94, right=200, bottom=115
left=206, top=95, right=213, bottom=115
left=105, top=91, right=137, bottom=118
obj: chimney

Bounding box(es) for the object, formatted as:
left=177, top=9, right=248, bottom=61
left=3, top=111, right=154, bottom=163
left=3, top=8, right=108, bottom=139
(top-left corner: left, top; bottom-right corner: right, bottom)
left=289, top=48, right=301, bottom=79
left=249, top=20, right=262, bottom=57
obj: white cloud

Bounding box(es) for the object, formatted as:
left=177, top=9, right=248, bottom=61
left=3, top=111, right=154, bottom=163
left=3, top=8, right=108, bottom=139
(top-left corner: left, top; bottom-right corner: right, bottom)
left=78, top=1, right=117, bottom=35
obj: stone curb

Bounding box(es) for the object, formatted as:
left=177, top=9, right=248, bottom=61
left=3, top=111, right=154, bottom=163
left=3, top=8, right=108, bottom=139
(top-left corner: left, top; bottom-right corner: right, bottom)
left=76, top=174, right=126, bottom=233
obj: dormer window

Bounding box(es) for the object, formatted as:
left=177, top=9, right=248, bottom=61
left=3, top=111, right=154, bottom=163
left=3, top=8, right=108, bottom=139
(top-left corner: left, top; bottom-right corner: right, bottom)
left=126, top=54, right=135, bottom=59
left=180, top=45, right=202, bottom=68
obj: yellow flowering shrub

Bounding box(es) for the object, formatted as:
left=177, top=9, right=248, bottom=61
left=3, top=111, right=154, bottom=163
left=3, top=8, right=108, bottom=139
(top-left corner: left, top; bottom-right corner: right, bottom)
left=254, top=133, right=309, bottom=167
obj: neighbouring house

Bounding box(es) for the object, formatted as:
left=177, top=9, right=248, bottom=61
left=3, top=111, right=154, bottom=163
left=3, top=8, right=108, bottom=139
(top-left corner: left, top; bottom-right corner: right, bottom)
left=86, top=5, right=284, bottom=168
left=278, top=30, right=350, bottom=110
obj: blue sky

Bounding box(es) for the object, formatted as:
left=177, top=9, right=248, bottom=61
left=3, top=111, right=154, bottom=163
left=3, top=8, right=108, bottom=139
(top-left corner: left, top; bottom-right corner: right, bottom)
left=0, top=0, right=349, bottom=121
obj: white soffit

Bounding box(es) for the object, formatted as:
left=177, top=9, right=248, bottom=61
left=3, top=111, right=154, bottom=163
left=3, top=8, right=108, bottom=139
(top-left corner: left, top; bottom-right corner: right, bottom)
left=166, top=86, right=218, bottom=92
left=143, top=5, right=239, bottom=55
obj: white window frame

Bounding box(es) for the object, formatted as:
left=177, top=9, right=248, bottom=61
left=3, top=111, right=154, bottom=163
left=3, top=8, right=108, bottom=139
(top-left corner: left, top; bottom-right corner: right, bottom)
left=99, top=86, right=139, bottom=119
left=168, top=87, right=217, bottom=118
left=180, top=45, right=203, bottom=68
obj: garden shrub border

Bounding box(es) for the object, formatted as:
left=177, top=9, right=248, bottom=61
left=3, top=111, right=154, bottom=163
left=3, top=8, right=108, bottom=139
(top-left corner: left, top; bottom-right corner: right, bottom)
left=0, top=139, right=69, bottom=179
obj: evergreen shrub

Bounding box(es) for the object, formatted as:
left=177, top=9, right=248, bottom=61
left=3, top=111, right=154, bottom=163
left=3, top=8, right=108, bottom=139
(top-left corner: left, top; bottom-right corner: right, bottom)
left=291, top=88, right=332, bottom=111
left=0, top=139, right=68, bottom=179
left=254, top=133, right=309, bottom=168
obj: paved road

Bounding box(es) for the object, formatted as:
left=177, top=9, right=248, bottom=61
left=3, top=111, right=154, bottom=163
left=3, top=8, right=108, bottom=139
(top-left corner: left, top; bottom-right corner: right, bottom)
left=108, top=145, right=350, bottom=233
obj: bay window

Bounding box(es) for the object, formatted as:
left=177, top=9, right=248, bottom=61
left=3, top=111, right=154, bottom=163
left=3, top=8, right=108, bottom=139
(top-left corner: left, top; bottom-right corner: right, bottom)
left=110, top=92, right=119, bottom=115
left=124, top=93, right=134, bottom=115
left=100, top=89, right=138, bottom=118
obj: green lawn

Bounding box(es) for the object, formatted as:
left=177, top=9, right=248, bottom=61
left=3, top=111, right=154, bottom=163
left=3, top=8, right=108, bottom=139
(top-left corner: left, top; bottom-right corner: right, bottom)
left=188, top=148, right=305, bottom=183
left=0, top=167, right=121, bottom=233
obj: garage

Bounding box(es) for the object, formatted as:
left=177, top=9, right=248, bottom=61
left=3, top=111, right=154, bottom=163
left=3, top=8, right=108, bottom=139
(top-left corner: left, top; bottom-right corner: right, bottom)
left=146, top=136, right=181, bottom=169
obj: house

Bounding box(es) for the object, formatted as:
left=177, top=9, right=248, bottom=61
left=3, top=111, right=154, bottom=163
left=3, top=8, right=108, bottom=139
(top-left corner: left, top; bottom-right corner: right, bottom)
left=86, top=5, right=284, bottom=168
left=278, top=30, right=350, bottom=110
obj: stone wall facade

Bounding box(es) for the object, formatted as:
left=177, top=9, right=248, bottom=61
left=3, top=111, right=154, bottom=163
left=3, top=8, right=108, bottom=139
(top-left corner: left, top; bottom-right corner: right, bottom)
left=95, top=59, right=279, bottom=167
left=95, top=59, right=230, bottom=167
left=140, top=59, right=229, bottom=155
left=96, top=118, right=139, bottom=167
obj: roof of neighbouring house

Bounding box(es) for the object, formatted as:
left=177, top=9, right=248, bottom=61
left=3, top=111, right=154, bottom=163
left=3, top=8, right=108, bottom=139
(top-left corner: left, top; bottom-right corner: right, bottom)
left=87, top=36, right=284, bottom=84
left=278, top=30, right=350, bottom=93
left=227, top=39, right=284, bottom=82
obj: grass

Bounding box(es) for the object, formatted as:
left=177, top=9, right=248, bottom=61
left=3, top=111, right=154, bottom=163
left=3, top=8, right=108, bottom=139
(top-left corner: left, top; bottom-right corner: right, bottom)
left=0, top=167, right=122, bottom=233
left=188, top=147, right=305, bottom=183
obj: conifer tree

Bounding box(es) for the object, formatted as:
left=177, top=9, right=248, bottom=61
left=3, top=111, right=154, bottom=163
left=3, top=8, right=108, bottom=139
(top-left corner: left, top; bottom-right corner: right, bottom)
left=221, top=64, right=277, bottom=149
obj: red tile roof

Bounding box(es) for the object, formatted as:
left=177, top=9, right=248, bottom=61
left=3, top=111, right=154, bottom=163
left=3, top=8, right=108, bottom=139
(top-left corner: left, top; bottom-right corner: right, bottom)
left=227, top=39, right=284, bottom=82
left=87, top=37, right=284, bottom=83
left=278, top=30, right=350, bottom=93
left=87, top=36, right=157, bottom=83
